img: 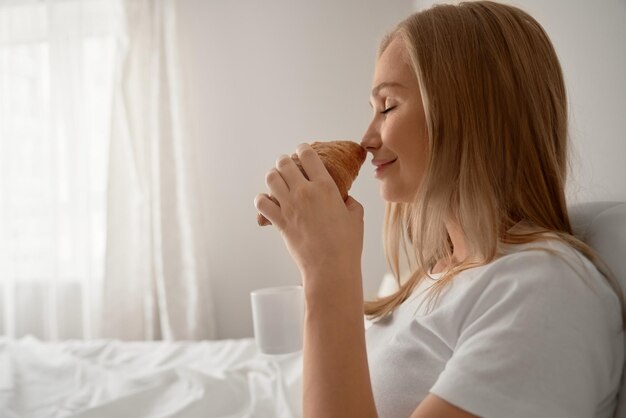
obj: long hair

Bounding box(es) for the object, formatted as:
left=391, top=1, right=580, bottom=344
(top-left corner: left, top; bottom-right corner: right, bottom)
left=364, top=1, right=626, bottom=324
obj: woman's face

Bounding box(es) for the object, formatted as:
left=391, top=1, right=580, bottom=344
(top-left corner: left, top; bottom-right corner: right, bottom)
left=361, top=36, right=429, bottom=203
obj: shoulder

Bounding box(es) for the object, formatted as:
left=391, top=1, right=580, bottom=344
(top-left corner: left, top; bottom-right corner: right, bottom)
left=471, top=238, right=603, bottom=290
left=490, top=238, right=590, bottom=274
left=456, top=238, right=622, bottom=332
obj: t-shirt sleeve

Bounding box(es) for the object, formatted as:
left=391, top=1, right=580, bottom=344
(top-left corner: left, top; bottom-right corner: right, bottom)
left=429, top=250, right=622, bottom=418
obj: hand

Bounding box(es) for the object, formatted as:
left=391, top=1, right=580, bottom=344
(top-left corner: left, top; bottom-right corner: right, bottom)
left=254, top=143, right=364, bottom=290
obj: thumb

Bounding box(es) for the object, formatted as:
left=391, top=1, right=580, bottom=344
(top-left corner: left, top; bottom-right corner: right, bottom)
left=345, top=196, right=364, bottom=217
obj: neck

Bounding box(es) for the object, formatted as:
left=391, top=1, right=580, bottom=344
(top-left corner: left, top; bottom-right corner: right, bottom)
left=432, top=219, right=469, bottom=273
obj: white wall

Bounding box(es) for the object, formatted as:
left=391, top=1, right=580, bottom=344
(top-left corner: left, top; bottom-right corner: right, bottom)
left=178, top=0, right=625, bottom=339
left=519, top=0, right=626, bottom=203
left=176, top=0, right=413, bottom=338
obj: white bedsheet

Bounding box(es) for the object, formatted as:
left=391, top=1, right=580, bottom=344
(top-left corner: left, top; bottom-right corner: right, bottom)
left=0, top=336, right=302, bottom=418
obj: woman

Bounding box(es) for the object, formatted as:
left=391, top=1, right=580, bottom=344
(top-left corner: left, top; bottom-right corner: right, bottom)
left=254, top=1, right=625, bottom=417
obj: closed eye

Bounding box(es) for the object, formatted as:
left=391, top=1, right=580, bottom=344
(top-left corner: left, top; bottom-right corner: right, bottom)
left=381, top=106, right=395, bottom=114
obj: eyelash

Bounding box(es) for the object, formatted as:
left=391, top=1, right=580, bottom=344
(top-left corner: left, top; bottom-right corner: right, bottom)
left=381, top=106, right=395, bottom=114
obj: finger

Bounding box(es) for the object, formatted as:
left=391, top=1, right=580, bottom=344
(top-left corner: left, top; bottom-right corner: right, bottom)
left=265, top=168, right=289, bottom=202
left=296, top=143, right=331, bottom=182
left=256, top=193, right=281, bottom=226
left=275, top=154, right=307, bottom=189
left=254, top=193, right=283, bottom=227
left=257, top=212, right=271, bottom=226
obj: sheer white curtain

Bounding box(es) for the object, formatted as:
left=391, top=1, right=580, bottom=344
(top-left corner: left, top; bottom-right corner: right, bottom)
left=0, top=0, right=216, bottom=341
left=103, top=0, right=216, bottom=340
left=0, top=0, right=119, bottom=339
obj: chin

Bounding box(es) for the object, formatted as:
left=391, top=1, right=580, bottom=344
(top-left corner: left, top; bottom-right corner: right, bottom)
left=380, top=184, right=416, bottom=204
left=380, top=187, right=406, bottom=203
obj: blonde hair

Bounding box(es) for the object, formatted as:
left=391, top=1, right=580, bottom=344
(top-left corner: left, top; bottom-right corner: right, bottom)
left=364, top=1, right=626, bottom=325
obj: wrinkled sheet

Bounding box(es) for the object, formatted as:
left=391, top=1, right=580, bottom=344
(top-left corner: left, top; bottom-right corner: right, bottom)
left=0, top=336, right=302, bottom=418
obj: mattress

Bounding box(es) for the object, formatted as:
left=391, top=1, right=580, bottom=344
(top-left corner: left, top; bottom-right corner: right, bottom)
left=0, top=336, right=303, bottom=417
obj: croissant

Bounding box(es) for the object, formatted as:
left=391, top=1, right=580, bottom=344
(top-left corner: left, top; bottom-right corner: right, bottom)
left=257, top=140, right=367, bottom=226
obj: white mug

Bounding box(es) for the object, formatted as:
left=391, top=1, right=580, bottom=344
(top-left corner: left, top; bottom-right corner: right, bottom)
left=250, top=285, right=304, bottom=355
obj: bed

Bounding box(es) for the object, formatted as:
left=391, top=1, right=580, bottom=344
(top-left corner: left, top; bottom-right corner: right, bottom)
left=0, top=336, right=302, bottom=417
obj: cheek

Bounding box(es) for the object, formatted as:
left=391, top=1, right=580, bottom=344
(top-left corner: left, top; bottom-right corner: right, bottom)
left=380, top=121, right=405, bottom=152
left=378, top=114, right=430, bottom=202
left=397, top=137, right=429, bottom=199
left=408, top=141, right=428, bottom=173
left=403, top=119, right=429, bottom=170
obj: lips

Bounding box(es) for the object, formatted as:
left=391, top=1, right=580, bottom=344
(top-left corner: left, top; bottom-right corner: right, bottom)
left=372, top=157, right=397, bottom=177
left=372, top=158, right=397, bottom=168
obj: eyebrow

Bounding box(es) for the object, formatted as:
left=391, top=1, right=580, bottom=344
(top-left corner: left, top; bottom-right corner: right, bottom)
left=370, top=81, right=406, bottom=97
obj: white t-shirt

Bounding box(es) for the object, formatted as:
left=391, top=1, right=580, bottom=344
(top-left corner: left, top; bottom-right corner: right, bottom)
left=365, top=239, right=624, bottom=418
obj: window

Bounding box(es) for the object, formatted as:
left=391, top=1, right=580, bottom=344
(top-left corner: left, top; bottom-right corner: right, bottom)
left=0, top=0, right=121, bottom=338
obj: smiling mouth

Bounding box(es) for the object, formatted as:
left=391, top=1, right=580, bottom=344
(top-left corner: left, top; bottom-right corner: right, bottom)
left=374, top=158, right=397, bottom=177
left=376, top=158, right=397, bottom=168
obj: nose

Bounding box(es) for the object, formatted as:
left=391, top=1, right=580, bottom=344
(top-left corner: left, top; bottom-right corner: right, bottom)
left=360, top=120, right=381, bottom=152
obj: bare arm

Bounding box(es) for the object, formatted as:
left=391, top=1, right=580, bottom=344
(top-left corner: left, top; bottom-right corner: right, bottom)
left=302, top=268, right=378, bottom=418
left=410, top=394, right=479, bottom=418
left=255, top=144, right=378, bottom=416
